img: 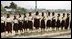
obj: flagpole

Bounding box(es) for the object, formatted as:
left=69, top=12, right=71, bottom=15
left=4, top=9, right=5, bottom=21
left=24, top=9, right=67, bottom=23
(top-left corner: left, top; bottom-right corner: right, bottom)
left=35, top=1, right=37, bottom=12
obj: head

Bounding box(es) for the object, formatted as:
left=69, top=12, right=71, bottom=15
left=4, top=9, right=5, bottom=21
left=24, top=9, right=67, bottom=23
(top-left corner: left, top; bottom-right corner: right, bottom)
left=42, top=12, right=44, bottom=16
left=35, top=11, right=39, bottom=15
left=67, top=13, right=70, bottom=17
left=52, top=12, right=55, bottom=16
left=14, top=15, right=16, bottom=20
left=7, top=14, right=10, bottom=18
left=48, top=12, right=50, bottom=16
left=19, top=13, right=21, bottom=18
left=63, top=13, right=65, bottom=17
left=58, top=14, right=60, bottom=17
left=29, top=12, right=31, bottom=16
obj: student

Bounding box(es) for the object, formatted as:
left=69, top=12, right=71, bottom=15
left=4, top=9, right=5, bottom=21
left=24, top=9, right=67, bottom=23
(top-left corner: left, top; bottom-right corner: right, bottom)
left=13, top=15, right=18, bottom=33
left=1, top=14, right=6, bottom=33
left=52, top=12, right=56, bottom=30
left=46, top=12, right=51, bottom=29
left=23, top=13, right=28, bottom=31
left=65, top=13, right=70, bottom=30
left=23, top=13, right=26, bottom=30
left=34, top=11, right=40, bottom=29
left=18, top=14, right=23, bottom=32
left=28, top=12, right=33, bottom=30
left=61, top=13, right=66, bottom=30
left=56, top=14, right=60, bottom=30
left=41, top=12, right=45, bottom=30
left=6, top=14, right=12, bottom=33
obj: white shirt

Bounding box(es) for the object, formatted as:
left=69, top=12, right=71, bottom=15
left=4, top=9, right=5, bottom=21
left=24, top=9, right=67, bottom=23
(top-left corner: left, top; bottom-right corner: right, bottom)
left=18, top=17, right=23, bottom=21
left=1, top=16, right=6, bottom=23
left=62, top=16, right=66, bottom=20
left=56, top=17, right=62, bottom=23
left=35, top=15, right=40, bottom=19
left=48, top=16, right=52, bottom=20
left=24, top=17, right=28, bottom=21
left=13, top=19, right=18, bottom=23
left=28, top=16, right=33, bottom=21
left=46, top=16, right=52, bottom=21
left=17, top=17, right=23, bottom=22
left=6, top=17, right=12, bottom=22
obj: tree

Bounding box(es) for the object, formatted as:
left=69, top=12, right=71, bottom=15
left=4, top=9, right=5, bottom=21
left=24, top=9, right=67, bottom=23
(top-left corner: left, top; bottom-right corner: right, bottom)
left=3, top=2, right=27, bottom=14
left=21, top=8, right=27, bottom=13
left=9, top=2, right=17, bottom=14
left=9, top=2, right=17, bottom=9
left=4, top=6, right=10, bottom=9
left=16, top=7, right=27, bottom=14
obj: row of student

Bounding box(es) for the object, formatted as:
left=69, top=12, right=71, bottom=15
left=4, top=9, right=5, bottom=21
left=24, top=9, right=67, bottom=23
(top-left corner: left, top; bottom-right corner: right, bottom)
left=1, top=11, right=71, bottom=34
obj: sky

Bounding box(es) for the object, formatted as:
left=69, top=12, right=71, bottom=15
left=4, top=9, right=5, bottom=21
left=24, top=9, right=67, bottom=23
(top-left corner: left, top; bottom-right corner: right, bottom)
left=1, top=1, right=71, bottom=10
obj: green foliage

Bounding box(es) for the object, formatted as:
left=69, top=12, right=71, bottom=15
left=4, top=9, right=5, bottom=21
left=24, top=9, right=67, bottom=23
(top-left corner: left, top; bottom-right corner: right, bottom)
left=16, top=7, right=27, bottom=14
left=9, top=2, right=17, bottom=9
left=3, top=2, right=27, bottom=14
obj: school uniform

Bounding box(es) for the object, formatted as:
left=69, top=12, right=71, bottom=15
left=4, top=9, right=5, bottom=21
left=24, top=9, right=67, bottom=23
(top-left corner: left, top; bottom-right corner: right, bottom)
left=1, top=16, right=6, bottom=33
left=56, top=17, right=60, bottom=29
left=18, top=17, right=23, bottom=30
left=23, top=17, right=28, bottom=30
left=61, top=17, right=66, bottom=30
left=41, top=16, right=45, bottom=29
left=13, top=19, right=18, bottom=32
left=52, top=17, right=56, bottom=29
left=46, top=16, right=52, bottom=28
left=28, top=16, right=33, bottom=30
left=65, top=16, right=69, bottom=29
left=34, top=15, right=40, bottom=29
left=6, top=17, right=12, bottom=33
